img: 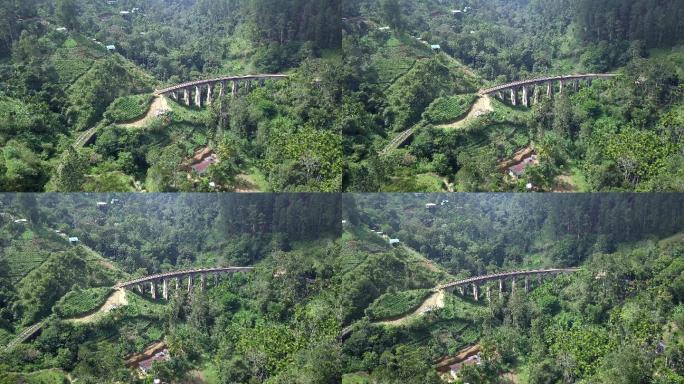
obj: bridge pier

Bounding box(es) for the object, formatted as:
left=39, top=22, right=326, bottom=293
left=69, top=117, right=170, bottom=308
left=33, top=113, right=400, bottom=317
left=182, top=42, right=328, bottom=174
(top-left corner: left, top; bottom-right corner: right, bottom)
left=195, top=86, right=201, bottom=107
left=472, top=284, right=479, bottom=301
left=162, top=279, right=168, bottom=300
left=232, top=81, right=238, bottom=98
left=184, top=89, right=190, bottom=106
left=137, top=284, right=143, bottom=294
left=499, top=279, right=504, bottom=299
left=245, top=80, right=251, bottom=93
left=214, top=273, right=218, bottom=286
left=259, top=78, right=265, bottom=87
left=547, top=83, right=553, bottom=98
left=525, top=276, right=529, bottom=293
left=458, top=286, right=465, bottom=295
left=511, top=279, right=516, bottom=292
left=175, top=277, right=179, bottom=290
left=522, top=86, right=529, bottom=107
left=206, top=84, right=213, bottom=105
left=559, top=80, right=564, bottom=94
left=219, top=81, right=226, bottom=98
left=510, top=88, right=517, bottom=106
left=150, top=282, right=156, bottom=299
left=200, top=274, right=206, bottom=291
left=187, top=275, right=193, bottom=292
left=171, top=92, right=177, bottom=100
left=486, top=286, right=491, bottom=303
left=574, top=80, right=579, bottom=92
left=533, top=86, right=540, bottom=105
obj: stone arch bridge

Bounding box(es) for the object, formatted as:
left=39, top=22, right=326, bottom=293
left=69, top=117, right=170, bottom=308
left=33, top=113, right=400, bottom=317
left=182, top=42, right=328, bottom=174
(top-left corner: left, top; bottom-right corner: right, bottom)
left=381, top=73, right=616, bottom=154
left=115, top=266, right=255, bottom=300
left=4, top=266, right=254, bottom=352
left=479, top=74, right=616, bottom=107
left=155, top=74, right=288, bottom=108
left=438, top=268, right=579, bottom=302
left=339, top=267, right=578, bottom=339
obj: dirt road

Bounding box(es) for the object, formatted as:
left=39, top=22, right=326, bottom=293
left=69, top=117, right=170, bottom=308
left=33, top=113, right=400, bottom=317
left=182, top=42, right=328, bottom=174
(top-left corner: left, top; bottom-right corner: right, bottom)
left=438, top=96, right=493, bottom=130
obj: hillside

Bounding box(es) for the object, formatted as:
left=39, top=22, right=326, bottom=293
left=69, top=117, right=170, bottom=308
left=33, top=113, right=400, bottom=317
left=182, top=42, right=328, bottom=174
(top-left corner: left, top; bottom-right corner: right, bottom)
left=342, top=0, right=684, bottom=192
left=0, top=193, right=342, bottom=383
left=337, top=194, right=684, bottom=383
left=0, top=0, right=342, bottom=193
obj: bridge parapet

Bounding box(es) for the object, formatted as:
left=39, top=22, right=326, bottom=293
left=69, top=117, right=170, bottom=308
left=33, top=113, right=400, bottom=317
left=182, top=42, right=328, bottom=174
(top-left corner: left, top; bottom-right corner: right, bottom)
left=438, top=268, right=578, bottom=291
left=154, top=74, right=289, bottom=102
left=116, top=266, right=254, bottom=290
left=479, top=74, right=616, bottom=96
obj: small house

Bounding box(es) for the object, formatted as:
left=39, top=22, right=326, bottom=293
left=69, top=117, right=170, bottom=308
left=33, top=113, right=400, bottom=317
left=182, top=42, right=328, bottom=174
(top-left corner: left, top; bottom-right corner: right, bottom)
left=110, top=198, right=120, bottom=205
left=430, top=44, right=441, bottom=51
left=106, top=0, right=118, bottom=4
left=106, top=45, right=116, bottom=51
left=97, top=201, right=108, bottom=208
left=378, top=26, right=390, bottom=32
left=451, top=9, right=463, bottom=18
left=389, top=238, right=400, bottom=246
left=426, top=203, right=437, bottom=209
left=508, top=155, right=538, bottom=179
left=68, top=237, right=79, bottom=244
left=14, top=219, right=28, bottom=224
left=56, top=27, right=67, bottom=32
left=119, top=10, right=130, bottom=16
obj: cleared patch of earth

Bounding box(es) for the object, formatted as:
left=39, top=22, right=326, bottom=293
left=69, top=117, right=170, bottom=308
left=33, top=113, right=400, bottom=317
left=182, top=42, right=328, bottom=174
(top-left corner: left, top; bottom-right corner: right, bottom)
left=69, top=288, right=128, bottom=324
left=377, top=289, right=445, bottom=326
left=438, top=96, right=493, bottom=130
left=118, top=95, right=170, bottom=128
left=553, top=174, right=578, bottom=192
left=235, top=174, right=261, bottom=192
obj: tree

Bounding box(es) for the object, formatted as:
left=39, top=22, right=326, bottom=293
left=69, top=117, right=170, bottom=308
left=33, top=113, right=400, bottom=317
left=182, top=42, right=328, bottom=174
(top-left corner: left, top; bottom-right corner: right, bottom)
left=381, top=0, right=405, bottom=32
left=56, top=0, right=80, bottom=31
left=51, top=147, right=87, bottom=192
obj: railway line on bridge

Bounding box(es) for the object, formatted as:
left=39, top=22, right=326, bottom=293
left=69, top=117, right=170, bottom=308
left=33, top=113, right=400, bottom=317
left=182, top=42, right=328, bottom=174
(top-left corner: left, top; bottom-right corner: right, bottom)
left=340, top=267, right=579, bottom=339
left=380, top=73, right=616, bottom=155
left=4, top=266, right=254, bottom=352
left=73, top=73, right=288, bottom=148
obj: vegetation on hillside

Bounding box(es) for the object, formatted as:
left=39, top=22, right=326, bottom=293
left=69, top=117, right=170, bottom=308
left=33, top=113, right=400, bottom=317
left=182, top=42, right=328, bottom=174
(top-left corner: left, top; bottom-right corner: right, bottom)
left=342, top=0, right=684, bottom=192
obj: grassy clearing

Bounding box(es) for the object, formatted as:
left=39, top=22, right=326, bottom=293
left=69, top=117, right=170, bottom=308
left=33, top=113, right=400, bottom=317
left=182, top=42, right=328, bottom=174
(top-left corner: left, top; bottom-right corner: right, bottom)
left=366, top=289, right=432, bottom=321
left=104, top=94, right=154, bottom=123
left=1, top=369, right=70, bottom=384
left=342, top=372, right=372, bottom=384
left=53, top=287, right=114, bottom=318
left=423, top=94, right=478, bottom=124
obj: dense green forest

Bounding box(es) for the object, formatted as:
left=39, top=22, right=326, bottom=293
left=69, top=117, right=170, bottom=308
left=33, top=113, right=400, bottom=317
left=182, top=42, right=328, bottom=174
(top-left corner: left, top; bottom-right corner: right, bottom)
left=342, top=0, right=684, bottom=192
left=0, top=0, right=342, bottom=192
left=2, top=193, right=683, bottom=383
left=337, top=194, right=684, bottom=383
left=0, top=193, right=341, bottom=383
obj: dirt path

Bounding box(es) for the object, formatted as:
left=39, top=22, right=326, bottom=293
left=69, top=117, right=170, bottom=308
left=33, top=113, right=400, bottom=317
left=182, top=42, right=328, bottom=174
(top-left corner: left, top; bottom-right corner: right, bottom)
left=118, top=96, right=170, bottom=128
left=69, top=288, right=128, bottom=324
left=378, top=290, right=445, bottom=326
left=438, top=96, right=493, bottom=130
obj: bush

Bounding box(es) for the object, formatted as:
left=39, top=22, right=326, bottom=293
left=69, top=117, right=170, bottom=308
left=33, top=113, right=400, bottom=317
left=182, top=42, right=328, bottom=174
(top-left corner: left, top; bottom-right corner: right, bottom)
left=53, top=287, right=113, bottom=318
left=423, top=94, right=477, bottom=124
left=365, top=289, right=431, bottom=321
left=104, top=94, right=154, bottom=123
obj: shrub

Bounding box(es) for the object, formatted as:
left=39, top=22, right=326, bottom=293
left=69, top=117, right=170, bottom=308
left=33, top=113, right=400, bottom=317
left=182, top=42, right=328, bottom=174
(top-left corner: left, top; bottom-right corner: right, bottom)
left=53, top=287, right=113, bottom=318
left=423, top=94, right=477, bottom=124
left=365, top=289, right=432, bottom=321
left=104, top=94, right=154, bottom=123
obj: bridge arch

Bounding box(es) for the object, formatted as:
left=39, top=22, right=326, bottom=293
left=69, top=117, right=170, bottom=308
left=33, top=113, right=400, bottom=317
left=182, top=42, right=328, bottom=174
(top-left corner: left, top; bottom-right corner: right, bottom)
left=438, top=268, right=578, bottom=301
left=116, top=266, right=254, bottom=300
left=155, top=74, right=288, bottom=108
